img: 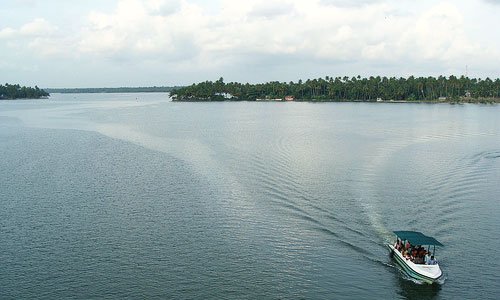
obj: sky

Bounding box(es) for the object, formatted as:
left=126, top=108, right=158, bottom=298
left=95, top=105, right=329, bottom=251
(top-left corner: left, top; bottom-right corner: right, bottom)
left=1, top=0, right=499, bottom=88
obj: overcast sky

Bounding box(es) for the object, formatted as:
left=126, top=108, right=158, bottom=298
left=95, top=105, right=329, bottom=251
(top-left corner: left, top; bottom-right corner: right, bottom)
left=1, top=0, right=499, bottom=88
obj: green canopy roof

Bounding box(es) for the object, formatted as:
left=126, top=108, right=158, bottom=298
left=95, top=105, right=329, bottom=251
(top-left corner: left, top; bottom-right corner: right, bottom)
left=393, top=231, right=443, bottom=246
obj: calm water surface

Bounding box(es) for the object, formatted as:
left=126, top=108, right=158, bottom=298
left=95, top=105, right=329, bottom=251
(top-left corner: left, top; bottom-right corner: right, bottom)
left=1, top=94, right=499, bottom=299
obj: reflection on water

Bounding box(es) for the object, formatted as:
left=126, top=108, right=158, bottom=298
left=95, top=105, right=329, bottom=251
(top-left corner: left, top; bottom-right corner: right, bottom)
left=397, top=275, right=442, bottom=300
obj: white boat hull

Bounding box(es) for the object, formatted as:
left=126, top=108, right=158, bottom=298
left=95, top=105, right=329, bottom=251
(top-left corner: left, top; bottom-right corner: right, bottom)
left=388, top=244, right=442, bottom=284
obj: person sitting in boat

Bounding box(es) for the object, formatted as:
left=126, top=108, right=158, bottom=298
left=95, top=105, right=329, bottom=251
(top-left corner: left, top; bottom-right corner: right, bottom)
left=414, top=247, right=425, bottom=264
left=418, top=247, right=426, bottom=258
left=395, top=239, right=403, bottom=251
left=427, top=255, right=438, bottom=265
left=411, top=248, right=417, bottom=258
left=425, top=252, right=432, bottom=264
left=405, top=240, right=411, bottom=250
left=414, top=255, right=424, bottom=264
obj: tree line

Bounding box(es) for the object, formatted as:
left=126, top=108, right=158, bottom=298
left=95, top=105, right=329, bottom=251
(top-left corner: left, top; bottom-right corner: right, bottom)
left=171, top=76, right=500, bottom=102
left=0, top=83, right=49, bottom=100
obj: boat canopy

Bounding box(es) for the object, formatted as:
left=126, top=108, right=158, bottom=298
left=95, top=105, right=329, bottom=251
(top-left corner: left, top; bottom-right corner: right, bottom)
left=393, top=231, right=443, bottom=246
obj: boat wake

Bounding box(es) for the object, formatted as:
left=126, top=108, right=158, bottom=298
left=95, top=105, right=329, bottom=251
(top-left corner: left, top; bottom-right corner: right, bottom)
left=351, top=126, right=498, bottom=240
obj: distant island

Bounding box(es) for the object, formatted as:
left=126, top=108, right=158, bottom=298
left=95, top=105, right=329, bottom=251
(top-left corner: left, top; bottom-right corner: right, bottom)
left=0, top=83, right=49, bottom=100
left=171, top=76, right=500, bottom=103
left=46, top=86, right=180, bottom=94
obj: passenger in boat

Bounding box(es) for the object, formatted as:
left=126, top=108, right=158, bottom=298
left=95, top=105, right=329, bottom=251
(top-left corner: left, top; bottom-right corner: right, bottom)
left=427, top=256, right=438, bottom=265
left=403, top=250, right=412, bottom=260
left=418, top=247, right=426, bottom=258
left=414, top=255, right=424, bottom=264
left=425, top=252, right=432, bottom=264
left=405, top=240, right=411, bottom=250
left=395, top=239, right=402, bottom=251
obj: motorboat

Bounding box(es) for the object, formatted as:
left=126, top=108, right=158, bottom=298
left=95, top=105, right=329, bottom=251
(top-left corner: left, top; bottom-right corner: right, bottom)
left=388, top=231, right=443, bottom=284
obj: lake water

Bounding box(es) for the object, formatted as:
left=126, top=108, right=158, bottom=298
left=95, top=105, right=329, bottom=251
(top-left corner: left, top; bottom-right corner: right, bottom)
left=1, top=93, right=499, bottom=299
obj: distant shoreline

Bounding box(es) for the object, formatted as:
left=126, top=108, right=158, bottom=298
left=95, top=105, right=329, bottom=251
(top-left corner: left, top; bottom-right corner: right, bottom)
left=0, top=83, right=49, bottom=100
left=171, top=76, right=500, bottom=103
left=45, top=87, right=179, bottom=94
left=172, top=97, right=500, bottom=104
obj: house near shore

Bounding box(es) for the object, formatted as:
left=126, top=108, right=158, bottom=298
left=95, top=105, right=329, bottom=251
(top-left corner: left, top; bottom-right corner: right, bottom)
left=255, top=96, right=294, bottom=101
left=215, top=92, right=234, bottom=99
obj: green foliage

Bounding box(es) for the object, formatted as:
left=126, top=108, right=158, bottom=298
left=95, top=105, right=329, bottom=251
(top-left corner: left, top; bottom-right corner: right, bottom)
left=170, top=76, right=500, bottom=102
left=0, top=83, right=49, bottom=100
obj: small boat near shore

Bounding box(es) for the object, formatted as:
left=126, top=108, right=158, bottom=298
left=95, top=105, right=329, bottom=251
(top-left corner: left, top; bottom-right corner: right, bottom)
left=388, top=231, right=444, bottom=284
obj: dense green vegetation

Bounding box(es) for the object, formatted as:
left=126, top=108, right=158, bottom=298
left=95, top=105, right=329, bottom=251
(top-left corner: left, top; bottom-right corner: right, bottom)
left=171, top=76, right=500, bottom=102
left=0, top=83, right=49, bottom=99
left=47, top=86, right=179, bottom=94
